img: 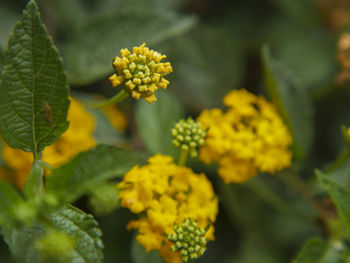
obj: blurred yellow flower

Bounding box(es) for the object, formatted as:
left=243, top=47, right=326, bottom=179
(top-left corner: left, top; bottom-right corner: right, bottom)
left=101, top=105, right=127, bottom=132
left=118, top=154, right=218, bottom=263
left=2, top=98, right=96, bottom=187
left=198, top=89, right=292, bottom=184
left=109, top=43, right=172, bottom=104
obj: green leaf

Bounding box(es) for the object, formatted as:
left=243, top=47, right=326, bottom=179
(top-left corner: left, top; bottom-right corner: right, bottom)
left=46, top=144, right=145, bottom=206
left=317, top=170, right=350, bottom=237
left=131, top=238, right=164, bottom=263
left=261, top=45, right=314, bottom=162
left=292, top=237, right=341, bottom=263
left=2, top=205, right=103, bottom=263
left=65, top=9, right=197, bottom=85
left=135, top=91, right=184, bottom=156
left=0, top=181, right=25, bottom=223
left=2, top=223, right=44, bottom=263
left=87, top=182, right=120, bottom=216
left=0, top=0, right=69, bottom=153
left=49, top=205, right=104, bottom=263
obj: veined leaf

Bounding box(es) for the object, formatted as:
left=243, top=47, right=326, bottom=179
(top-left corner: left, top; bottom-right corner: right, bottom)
left=135, top=91, right=184, bottom=156
left=49, top=205, right=104, bottom=263
left=46, top=144, right=145, bottom=205
left=317, top=170, right=350, bottom=237
left=292, top=237, right=341, bottom=263
left=65, top=9, right=197, bottom=85
left=2, top=205, right=103, bottom=263
left=0, top=0, right=69, bottom=153
left=262, top=45, right=314, bottom=162
left=87, top=182, right=120, bottom=216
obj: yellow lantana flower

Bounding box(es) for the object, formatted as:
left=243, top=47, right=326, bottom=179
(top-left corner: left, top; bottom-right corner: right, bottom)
left=198, top=89, right=292, bottom=184
left=109, top=43, right=172, bottom=104
left=118, top=154, right=218, bottom=263
left=2, top=98, right=96, bottom=187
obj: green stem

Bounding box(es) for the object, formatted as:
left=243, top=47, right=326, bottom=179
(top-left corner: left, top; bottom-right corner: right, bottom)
left=247, top=177, right=314, bottom=222
left=33, top=149, right=40, bottom=160
left=178, top=148, right=189, bottom=166
left=32, top=155, right=45, bottom=196
left=87, top=89, right=129, bottom=109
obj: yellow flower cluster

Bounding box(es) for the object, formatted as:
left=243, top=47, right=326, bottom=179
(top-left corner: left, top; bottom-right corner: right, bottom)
left=2, top=98, right=96, bottom=187
left=118, top=155, right=218, bottom=263
left=109, top=43, right=172, bottom=104
left=198, top=89, right=292, bottom=184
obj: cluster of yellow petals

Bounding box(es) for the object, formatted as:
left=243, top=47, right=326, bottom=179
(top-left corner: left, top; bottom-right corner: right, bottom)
left=198, top=89, right=292, bottom=184
left=109, top=43, right=172, bottom=104
left=1, top=98, right=96, bottom=187
left=118, top=154, right=218, bottom=263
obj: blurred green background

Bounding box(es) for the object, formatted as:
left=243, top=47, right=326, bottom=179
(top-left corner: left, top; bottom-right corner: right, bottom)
left=1, top=0, right=350, bottom=262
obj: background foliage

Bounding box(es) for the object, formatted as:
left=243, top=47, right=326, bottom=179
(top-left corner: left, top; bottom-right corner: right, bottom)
left=1, top=0, right=350, bottom=262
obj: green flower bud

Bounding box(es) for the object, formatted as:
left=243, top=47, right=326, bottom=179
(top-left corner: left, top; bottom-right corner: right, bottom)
left=171, top=117, right=207, bottom=159
left=166, top=218, right=210, bottom=263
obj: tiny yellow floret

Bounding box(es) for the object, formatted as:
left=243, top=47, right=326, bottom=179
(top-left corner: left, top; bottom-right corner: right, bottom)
left=109, top=43, right=173, bottom=104
left=198, top=89, right=292, bottom=184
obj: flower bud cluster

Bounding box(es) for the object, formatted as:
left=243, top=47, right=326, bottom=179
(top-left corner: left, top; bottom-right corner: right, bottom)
left=167, top=218, right=208, bottom=263
left=109, top=43, right=172, bottom=104
left=172, top=118, right=207, bottom=158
